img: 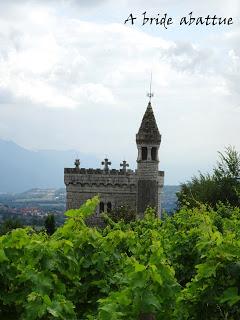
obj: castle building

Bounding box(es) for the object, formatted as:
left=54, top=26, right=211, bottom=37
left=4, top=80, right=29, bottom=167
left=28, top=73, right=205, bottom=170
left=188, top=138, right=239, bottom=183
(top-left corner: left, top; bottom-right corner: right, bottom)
left=64, top=100, right=164, bottom=222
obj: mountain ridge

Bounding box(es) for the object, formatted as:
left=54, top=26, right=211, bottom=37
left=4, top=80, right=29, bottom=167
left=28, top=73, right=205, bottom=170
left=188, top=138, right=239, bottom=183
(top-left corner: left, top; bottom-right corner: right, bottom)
left=0, top=139, right=100, bottom=192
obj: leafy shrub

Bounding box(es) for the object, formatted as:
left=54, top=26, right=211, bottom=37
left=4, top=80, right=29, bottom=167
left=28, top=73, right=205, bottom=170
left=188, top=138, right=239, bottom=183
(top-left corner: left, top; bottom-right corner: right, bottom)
left=0, top=196, right=240, bottom=319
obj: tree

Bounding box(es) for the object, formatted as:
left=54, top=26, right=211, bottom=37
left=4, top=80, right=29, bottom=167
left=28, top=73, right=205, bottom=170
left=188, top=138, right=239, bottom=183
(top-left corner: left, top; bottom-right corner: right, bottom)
left=177, top=146, right=240, bottom=209
left=214, top=146, right=240, bottom=179
left=44, top=214, right=56, bottom=235
left=0, top=218, right=23, bottom=235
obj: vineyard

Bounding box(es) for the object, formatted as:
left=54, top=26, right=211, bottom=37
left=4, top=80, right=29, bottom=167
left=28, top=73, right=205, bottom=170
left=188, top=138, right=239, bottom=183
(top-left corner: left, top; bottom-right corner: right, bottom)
left=1, top=196, right=240, bottom=319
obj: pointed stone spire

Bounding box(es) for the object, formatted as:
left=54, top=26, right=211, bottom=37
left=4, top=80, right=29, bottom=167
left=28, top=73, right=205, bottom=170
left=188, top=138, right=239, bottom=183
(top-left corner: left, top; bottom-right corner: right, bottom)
left=136, top=102, right=161, bottom=144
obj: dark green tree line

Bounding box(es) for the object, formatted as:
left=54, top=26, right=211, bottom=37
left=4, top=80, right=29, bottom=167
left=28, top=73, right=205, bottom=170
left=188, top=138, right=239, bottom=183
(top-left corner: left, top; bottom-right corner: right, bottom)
left=177, top=146, right=240, bottom=209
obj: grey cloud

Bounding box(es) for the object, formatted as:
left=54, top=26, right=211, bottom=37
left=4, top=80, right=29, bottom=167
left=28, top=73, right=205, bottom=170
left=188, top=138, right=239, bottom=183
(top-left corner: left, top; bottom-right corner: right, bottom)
left=67, top=0, right=108, bottom=7
left=0, top=0, right=239, bottom=185
left=0, top=88, right=15, bottom=104
left=161, top=42, right=213, bottom=73
left=0, top=0, right=108, bottom=9
left=128, top=0, right=240, bottom=11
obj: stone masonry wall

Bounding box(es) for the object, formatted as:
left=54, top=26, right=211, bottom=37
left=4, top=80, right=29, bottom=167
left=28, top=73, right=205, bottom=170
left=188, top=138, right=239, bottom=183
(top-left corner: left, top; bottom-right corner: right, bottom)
left=64, top=168, right=137, bottom=213
left=136, top=169, right=164, bottom=217
left=136, top=161, right=164, bottom=180
left=64, top=167, right=164, bottom=219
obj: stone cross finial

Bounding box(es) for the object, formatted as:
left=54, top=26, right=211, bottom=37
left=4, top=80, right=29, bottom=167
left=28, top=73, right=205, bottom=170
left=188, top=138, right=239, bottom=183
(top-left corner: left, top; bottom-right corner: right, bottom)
left=120, top=160, right=129, bottom=172
left=74, top=159, right=80, bottom=169
left=101, top=158, right=111, bottom=172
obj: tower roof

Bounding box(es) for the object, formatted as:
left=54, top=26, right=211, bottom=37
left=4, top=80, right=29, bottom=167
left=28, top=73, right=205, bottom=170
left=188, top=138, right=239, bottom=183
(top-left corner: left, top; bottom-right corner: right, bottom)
left=136, top=101, right=161, bottom=144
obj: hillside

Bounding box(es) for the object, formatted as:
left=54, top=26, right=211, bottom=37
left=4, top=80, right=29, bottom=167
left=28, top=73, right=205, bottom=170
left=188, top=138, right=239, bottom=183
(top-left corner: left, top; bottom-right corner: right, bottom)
left=0, top=139, right=100, bottom=193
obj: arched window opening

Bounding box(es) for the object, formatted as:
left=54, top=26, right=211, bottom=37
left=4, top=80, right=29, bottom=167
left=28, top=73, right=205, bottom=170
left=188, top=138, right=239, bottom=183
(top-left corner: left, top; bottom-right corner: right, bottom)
left=142, top=147, right=147, bottom=160
left=100, top=202, right=104, bottom=213
left=107, top=202, right=112, bottom=213
left=151, top=147, right=157, bottom=160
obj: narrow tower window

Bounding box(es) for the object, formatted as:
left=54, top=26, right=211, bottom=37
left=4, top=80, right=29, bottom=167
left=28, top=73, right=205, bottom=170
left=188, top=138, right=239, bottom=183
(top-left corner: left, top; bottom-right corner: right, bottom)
left=151, top=147, right=157, bottom=160
left=107, top=202, right=112, bottom=213
left=100, top=202, right=104, bottom=213
left=141, top=147, right=148, bottom=160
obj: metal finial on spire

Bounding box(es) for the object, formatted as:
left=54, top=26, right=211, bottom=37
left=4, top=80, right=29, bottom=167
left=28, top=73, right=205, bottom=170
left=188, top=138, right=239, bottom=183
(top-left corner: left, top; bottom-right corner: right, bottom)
left=147, top=72, right=154, bottom=102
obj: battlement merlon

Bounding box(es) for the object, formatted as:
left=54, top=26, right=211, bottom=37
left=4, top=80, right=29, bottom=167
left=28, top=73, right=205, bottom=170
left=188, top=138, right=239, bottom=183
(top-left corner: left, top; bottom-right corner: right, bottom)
left=64, top=168, right=137, bottom=186
left=64, top=168, right=134, bottom=175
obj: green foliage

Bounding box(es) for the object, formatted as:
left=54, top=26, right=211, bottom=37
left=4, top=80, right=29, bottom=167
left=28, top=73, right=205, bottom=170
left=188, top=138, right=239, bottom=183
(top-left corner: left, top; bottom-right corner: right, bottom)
left=0, top=218, right=23, bottom=235
left=106, top=205, right=136, bottom=223
left=214, top=146, right=240, bottom=180
left=177, top=146, right=240, bottom=209
left=1, top=196, right=240, bottom=319
left=44, top=214, right=56, bottom=235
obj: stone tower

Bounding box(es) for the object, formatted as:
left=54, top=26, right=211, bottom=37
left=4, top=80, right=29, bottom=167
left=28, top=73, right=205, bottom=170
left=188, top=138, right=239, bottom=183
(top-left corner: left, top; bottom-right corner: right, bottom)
left=136, top=101, right=163, bottom=217
left=64, top=97, right=164, bottom=223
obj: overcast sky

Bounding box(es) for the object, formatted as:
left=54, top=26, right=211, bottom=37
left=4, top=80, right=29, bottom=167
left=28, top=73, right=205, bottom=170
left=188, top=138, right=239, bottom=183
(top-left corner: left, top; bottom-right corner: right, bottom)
left=0, top=0, right=239, bottom=184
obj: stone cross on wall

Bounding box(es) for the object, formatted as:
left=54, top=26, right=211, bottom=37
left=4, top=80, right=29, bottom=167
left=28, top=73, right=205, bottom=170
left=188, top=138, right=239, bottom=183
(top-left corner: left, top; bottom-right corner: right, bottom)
left=74, top=159, right=80, bottom=169
left=120, top=160, right=129, bottom=172
left=101, top=158, right=111, bottom=172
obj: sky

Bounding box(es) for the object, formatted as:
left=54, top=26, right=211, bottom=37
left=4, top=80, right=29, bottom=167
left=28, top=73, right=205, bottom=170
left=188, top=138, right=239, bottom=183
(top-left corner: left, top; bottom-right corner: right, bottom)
left=0, top=0, right=239, bottom=185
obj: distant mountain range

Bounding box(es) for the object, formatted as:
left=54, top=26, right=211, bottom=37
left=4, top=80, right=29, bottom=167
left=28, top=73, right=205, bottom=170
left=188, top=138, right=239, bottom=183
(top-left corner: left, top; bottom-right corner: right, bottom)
left=0, top=139, right=100, bottom=193
left=0, top=140, right=180, bottom=211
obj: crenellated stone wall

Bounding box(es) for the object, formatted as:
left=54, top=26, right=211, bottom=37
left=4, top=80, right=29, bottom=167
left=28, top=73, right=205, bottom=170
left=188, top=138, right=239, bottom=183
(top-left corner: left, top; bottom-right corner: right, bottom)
left=64, top=167, right=137, bottom=213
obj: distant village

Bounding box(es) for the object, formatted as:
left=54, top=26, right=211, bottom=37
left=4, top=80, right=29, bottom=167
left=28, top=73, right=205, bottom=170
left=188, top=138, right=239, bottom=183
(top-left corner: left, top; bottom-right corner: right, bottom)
left=0, top=188, right=66, bottom=226
left=0, top=186, right=178, bottom=226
